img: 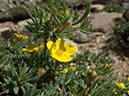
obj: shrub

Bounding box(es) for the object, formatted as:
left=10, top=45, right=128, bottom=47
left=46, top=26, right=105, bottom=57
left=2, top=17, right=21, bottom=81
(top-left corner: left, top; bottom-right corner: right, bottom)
left=0, top=0, right=128, bottom=96
left=102, top=4, right=123, bottom=13
left=110, top=19, right=129, bottom=48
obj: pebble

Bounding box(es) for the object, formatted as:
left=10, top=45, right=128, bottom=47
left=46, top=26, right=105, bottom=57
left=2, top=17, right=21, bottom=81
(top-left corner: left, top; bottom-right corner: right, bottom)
left=73, top=32, right=87, bottom=43
left=96, top=37, right=100, bottom=43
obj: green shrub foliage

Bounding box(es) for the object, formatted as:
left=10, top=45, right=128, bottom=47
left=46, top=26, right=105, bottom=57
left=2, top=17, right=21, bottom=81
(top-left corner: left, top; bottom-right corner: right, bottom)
left=0, top=0, right=128, bottom=96
left=110, top=19, right=129, bottom=48
left=102, top=4, right=123, bottom=13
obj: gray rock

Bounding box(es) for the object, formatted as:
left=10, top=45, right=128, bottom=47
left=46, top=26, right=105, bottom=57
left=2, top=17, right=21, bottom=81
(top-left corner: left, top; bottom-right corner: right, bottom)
left=72, top=31, right=94, bottom=43
left=91, top=12, right=123, bottom=33
left=122, top=2, right=129, bottom=10
left=73, top=32, right=86, bottom=43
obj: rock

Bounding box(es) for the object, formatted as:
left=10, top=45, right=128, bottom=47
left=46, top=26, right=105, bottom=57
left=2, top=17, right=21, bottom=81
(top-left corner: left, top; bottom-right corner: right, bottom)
left=123, top=9, right=129, bottom=21
left=73, top=32, right=86, bottom=43
left=91, top=4, right=105, bottom=13
left=64, top=0, right=94, bottom=8
left=91, top=12, right=123, bottom=33
left=72, top=31, right=94, bottom=43
left=0, top=27, right=14, bottom=39
left=96, top=37, right=100, bottom=43
left=122, top=2, right=129, bottom=10
left=92, top=0, right=125, bottom=5
left=0, top=1, right=8, bottom=11
left=3, top=21, right=15, bottom=28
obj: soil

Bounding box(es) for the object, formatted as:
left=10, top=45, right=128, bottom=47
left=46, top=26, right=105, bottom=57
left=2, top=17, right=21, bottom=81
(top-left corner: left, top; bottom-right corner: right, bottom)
left=77, top=31, right=129, bottom=81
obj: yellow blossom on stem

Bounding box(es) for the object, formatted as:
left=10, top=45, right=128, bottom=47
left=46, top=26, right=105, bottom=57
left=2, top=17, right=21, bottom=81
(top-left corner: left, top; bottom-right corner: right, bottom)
left=22, top=42, right=44, bottom=53
left=127, top=77, right=129, bottom=81
left=115, top=82, right=127, bottom=89
left=47, top=38, right=77, bottom=62
left=14, top=33, right=28, bottom=41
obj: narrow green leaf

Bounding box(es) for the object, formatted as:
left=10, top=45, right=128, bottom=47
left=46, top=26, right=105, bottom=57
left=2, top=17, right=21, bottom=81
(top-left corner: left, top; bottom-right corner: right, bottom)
left=21, top=86, right=26, bottom=94
left=44, top=4, right=51, bottom=12
left=79, top=29, right=93, bottom=34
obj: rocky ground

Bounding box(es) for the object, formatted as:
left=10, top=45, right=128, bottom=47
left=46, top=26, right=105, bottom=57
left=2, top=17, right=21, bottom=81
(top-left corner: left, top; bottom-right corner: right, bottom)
left=0, top=0, right=129, bottom=83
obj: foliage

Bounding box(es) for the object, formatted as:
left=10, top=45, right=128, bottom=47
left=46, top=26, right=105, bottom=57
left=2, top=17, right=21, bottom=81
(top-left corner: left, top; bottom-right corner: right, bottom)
left=0, top=0, right=127, bottom=96
left=101, top=4, right=123, bottom=13
left=110, top=19, right=129, bottom=49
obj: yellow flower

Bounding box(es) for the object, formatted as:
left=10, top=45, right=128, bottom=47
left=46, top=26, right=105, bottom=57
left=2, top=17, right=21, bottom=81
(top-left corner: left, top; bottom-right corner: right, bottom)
left=127, top=91, right=129, bottom=95
left=127, top=77, right=129, bottom=81
left=60, top=68, right=68, bottom=74
left=70, top=67, right=76, bottom=71
left=118, top=25, right=121, bottom=29
left=47, top=38, right=77, bottom=62
left=115, top=82, right=127, bottom=89
left=101, top=64, right=108, bottom=67
left=114, top=92, right=117, bottom=94
left=14, top=33, right=28, bottom=41
left=110, top=8, right=113, bottom=11
left=22, top=42, right=44, bottom=53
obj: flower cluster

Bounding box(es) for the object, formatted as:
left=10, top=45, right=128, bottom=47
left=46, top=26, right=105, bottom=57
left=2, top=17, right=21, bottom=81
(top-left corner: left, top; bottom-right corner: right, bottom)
left=114, top=77, right=129, bottom=95
left=16, top=34, right=77, bottom=62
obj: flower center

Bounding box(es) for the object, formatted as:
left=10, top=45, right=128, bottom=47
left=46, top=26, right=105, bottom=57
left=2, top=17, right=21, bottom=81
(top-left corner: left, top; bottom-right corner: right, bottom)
left=56, top=49, right=64, bottom=56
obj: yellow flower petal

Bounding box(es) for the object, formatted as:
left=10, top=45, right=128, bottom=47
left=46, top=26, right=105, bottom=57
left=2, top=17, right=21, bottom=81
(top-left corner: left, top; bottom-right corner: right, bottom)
left=65, top=44, right=77, bottom=55
left=113, top=89, right=116, bottom=92
left=115, top=82, right=127, bottom=89
left=55, top=38, right=66, bottom=51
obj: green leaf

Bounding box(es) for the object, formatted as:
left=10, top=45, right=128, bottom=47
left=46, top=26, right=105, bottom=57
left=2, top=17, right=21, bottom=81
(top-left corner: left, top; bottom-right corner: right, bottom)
left=13, top=86, right=19, bottom=95
left=20, top=66, right=29, bottom=76
left=21, top=86, right=26, bottom=94
left=64, top=34, right=76, bottom=38
left=44, top=4, right=51, bottom=12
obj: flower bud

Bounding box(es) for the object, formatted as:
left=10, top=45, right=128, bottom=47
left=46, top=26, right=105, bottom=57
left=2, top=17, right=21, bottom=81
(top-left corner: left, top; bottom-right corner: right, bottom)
left=38, top=68, right=45, bottom=75
left=91, top=71, right=97, bottom=79
left=87, top=69, right=97, bottom=80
